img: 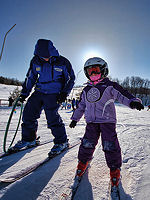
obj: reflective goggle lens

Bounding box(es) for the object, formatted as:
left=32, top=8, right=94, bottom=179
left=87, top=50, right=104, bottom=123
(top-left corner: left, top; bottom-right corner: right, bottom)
left=40, top=56, right=51, bottom=60
left=87, top=66, right=101, bottom=76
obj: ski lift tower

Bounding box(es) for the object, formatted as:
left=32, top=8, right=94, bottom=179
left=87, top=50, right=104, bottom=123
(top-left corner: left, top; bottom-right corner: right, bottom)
left=0, top=24, right=16, bottom=61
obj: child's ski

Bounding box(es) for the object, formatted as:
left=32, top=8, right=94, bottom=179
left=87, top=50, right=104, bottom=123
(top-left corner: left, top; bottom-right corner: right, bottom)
left=60, top=176, right=83, bottom=200
left=0, top=141, right=80, bottom=183
left=108, top=181, right=121, bottom=200
left=60, top=163, right=90, bottom=200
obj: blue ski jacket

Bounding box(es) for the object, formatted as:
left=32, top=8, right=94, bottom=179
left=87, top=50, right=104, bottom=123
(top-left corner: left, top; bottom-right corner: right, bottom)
left=21, top=39, right=75, bottom=97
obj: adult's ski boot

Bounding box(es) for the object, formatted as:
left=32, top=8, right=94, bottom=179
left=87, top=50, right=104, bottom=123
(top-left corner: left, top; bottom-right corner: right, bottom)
left=8, top=138, right=40, bottom=152
left=48, top=140, right=69, bottom=157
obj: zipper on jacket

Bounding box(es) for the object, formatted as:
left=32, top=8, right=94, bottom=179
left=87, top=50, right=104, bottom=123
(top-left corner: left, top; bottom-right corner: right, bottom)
left=51, top=64, right=54, bottom=81
left=94, top=102, right=96, bottom=121
left=50, top=57, right=55, bottom=82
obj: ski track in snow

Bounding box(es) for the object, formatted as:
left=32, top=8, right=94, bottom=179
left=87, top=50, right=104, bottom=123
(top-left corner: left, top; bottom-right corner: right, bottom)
left=0, top=84, right=150, bottom=199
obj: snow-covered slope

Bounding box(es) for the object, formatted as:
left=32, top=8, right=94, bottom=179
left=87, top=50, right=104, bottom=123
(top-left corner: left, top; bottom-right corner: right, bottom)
left=0, top=84, right=150, bottom=200
left=0, top=84, right=21, bottom=100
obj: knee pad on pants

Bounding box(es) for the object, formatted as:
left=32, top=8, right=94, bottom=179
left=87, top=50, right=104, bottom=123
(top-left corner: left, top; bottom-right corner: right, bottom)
left=82, top=139, right=95, bottom=149
left=103, top=140, right=117, bottom=152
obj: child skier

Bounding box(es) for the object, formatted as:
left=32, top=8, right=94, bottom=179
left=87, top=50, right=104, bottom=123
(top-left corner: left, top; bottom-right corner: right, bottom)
left=69, top=57, right=144, bottom=187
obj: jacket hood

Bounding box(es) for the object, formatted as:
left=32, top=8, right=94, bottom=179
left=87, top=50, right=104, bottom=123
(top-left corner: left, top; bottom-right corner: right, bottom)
left=34, top=39, right=59, bottom=58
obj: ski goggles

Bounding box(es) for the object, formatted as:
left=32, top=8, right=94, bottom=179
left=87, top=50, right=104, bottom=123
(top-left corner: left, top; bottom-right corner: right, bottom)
left=86, top=65, right=101, bottom=76
left=41, top=56, right=50, bottom=59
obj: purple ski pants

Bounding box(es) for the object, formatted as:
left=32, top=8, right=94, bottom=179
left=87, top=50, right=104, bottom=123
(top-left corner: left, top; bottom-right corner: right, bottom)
left=78, top=123, right=122, bottom=169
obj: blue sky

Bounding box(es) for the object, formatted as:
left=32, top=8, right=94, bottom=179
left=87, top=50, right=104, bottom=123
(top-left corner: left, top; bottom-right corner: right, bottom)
left=0, top=0, right=150, bottom=86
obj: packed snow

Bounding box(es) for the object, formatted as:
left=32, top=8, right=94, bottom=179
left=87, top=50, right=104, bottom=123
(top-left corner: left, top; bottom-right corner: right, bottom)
left=0, top=83, right=150, bottom=200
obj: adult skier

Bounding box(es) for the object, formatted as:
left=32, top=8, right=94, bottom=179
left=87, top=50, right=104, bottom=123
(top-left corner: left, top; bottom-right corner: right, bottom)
left=69, top=57, right=144, bottom=188
left=11, top=39, right=75, bottom=155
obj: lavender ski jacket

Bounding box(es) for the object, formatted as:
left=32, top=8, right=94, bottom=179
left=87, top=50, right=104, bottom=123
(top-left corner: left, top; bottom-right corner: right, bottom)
left=71, top=78, right=141, bottom=124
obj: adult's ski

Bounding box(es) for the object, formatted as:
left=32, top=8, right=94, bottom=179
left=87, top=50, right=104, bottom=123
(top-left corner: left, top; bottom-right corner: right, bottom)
left=0, top=137, right=52, bottom=158
left=0, top=141, right=80, bottom=183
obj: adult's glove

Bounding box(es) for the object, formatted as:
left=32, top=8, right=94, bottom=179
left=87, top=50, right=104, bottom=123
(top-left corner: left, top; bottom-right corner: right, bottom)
left=19, top=94, right=27, bottom=103
left=69, top=120, right=77, bottom=128
left=57, top=92, right=67, bottom=104
left=130, top=101, right=144, bottom=111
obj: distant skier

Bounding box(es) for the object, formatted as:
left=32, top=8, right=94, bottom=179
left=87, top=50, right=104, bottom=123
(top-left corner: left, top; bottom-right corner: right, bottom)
left=69, top=57, right=144, bottom=188
left=147, top=105, right=150, bottom=111
left=61, top=101, right=67, bottom=110
left=8, top=96, right=14, bottom=107
left=10, top=39, right=75, bottom=155
left=71, top=98, right=76, bottom=110
left=75, top=98, right=79, bottom=108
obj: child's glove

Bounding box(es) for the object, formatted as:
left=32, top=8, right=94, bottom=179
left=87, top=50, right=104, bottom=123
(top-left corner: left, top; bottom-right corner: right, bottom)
left=57, top=92, right=67, bottom=104
left=69, top=120, right=77, bottom=128
left=130, top=101, right=144, bottom=111
left=19, top=94, right=27, bottom=103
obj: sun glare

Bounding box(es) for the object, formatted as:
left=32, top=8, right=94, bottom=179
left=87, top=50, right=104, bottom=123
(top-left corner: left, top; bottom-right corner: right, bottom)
left=83, top=49, right=104, bottom=62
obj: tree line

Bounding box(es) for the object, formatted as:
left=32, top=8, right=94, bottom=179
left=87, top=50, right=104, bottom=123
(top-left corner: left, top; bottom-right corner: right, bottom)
left=0, top=76, right=22, bottom=86
left=0, top=75, right=150, bottom=105
left=111, top=76, right=150, bottom=105
left=75, top=76, right=150, bottom=106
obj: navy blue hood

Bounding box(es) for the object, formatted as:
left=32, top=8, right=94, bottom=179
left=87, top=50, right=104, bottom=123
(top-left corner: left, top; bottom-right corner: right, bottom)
left=34, top=39, right=59, bottom=58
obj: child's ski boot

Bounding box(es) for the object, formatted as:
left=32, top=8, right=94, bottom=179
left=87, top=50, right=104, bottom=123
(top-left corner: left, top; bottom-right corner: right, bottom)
left=72, top=161, right=89, bottom=192
left=110, top=168, right=121, bottom=199
left=76, top=160, right=89, bottom=177
left=110, top=168, right=120, bottom=187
